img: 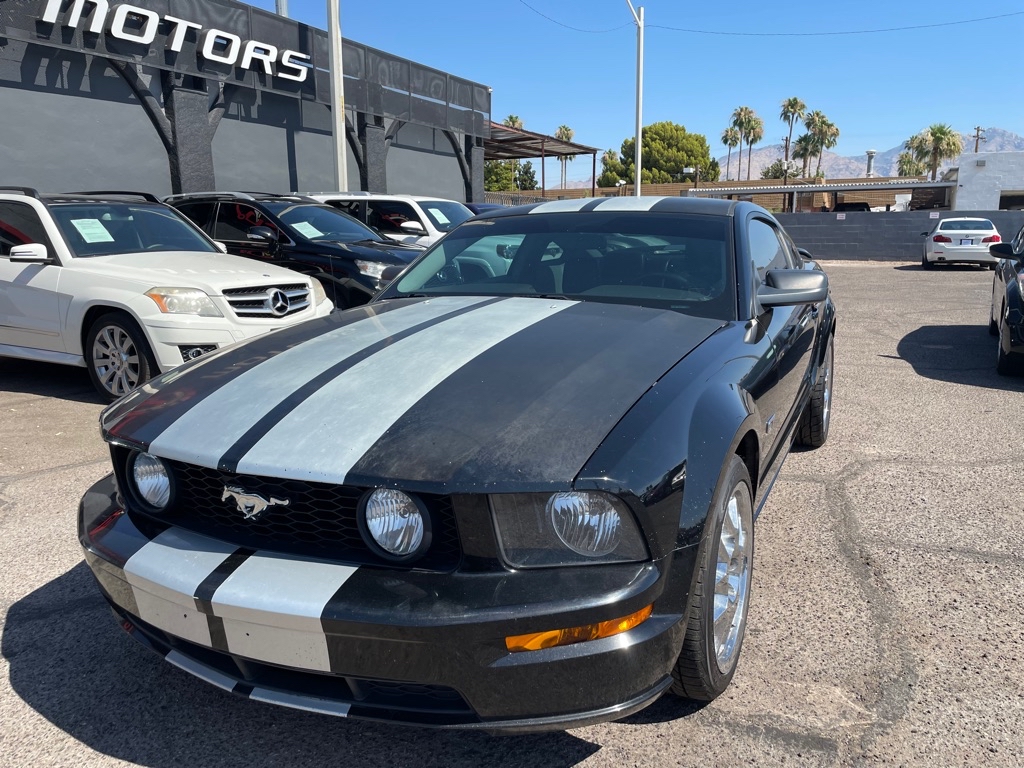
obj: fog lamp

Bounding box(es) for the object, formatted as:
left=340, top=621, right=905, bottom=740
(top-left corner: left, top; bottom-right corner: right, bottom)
left=130, top=452, right=170, bottom=511
left=361, top=488, right=429, bottom=559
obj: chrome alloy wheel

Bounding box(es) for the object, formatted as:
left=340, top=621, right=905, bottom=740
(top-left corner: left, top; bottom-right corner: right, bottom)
left=713, top=484, right=753, bottom=673
left=821, top=342, right=833, bottom=431
left=92, top=324, right=143, bottom=397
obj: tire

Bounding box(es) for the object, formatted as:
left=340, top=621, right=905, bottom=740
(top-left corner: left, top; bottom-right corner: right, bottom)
left=989, top=312, right=999, bottom=337
left=922, top=253, right=934, bottom=270
left=996, top=324, right=1024, bottom=376
left=797, top=336, right=834, bottom=448
left=85, top=312, right=157, bottom=402
left=670, top=455, right=754, bottom=701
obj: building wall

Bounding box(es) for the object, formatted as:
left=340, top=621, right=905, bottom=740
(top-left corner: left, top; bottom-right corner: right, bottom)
left=386, top=122, right=466, bottom=201
left=953, top=152, right=1024, bottom=210
left=776, top=210, right=1024, bottom=260
left=0, top=42, right=171, bottom=194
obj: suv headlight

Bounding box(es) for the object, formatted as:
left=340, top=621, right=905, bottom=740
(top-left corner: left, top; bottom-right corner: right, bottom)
left=145, top=287, right=223, bottom=317
left=310, top=278, right=328, bottom=305
left=355, top=260, right=389, bottom=280
left=490, top=492, right=647, bottom=568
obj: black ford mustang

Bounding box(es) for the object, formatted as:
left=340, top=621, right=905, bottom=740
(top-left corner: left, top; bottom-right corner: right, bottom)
left=80, top=197, right=837, bottom=732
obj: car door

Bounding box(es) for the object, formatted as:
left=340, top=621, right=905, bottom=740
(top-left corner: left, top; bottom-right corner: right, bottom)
left=366, top=200, right=428, bottom=245
left=0, top=201, right=65, bottom=352
left=748, top=216, right=817, bottom=449
left=212, top=202, right=282, bottom=261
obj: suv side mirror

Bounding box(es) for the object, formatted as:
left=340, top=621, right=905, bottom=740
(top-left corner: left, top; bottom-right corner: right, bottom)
left=758, top=269, right=829, bottom=307
left=247, top=226, right=277, bottom=242
left=990, top=242, right=1016, bottom=259
left=380, top=265, right=405, bottom=283
left=399, top=220, right=428, bottom=236
left=9, top=243, right=49, bottom=263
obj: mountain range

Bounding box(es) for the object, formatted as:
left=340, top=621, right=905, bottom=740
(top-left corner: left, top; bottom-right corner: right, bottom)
left=561, top=127, right=1023, bottom=188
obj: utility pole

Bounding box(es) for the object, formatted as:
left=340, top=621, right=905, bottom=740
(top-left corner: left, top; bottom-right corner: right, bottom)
left=275, top=0, right=288, bottom=17
left=973, top=126, right=986, bottom=153
left=626, top=1, right=644, bottom=197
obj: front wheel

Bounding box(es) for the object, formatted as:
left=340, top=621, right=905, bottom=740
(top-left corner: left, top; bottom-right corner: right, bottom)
left=996, top=325, right=1024, bottom=376
left=670, top=455, right=754, bottom=701
left=86, top=313, right=157, bottom=402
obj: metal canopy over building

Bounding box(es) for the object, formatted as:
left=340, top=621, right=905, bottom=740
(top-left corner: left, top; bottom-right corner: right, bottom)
left=484, top=121, right=598, bottom=195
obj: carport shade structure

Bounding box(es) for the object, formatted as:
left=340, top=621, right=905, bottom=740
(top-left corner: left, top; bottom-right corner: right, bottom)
left=484, top=122, right=599, bottom=196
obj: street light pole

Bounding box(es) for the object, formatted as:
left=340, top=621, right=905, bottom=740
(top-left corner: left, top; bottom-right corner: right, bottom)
left=275, top=0, right=288, bottom=17
left=626, top=1, right=643, bottom=197
left=327, top=0, right=348, bottom=191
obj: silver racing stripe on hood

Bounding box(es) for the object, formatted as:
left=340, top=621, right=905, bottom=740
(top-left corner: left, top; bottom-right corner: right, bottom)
left=147, top=296, right=495, bottom=467
left=234, top=297, right=577, bottom=484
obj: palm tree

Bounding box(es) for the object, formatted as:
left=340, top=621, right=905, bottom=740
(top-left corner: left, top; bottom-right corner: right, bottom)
left=721, top=127, right=740, bottom=181
left=744, top=116, right=764, bottom=181
left=778, top=97, right=802, bottom=183
left=913, top=124, right=964, bottom=181
left=803, top=111, right=827, bottom=176
left=813, top=120, right=839, bottom=178
left=503, top=115, right=523, bottom=130
left=730, top=106, right=755, bottom=182
left=896, top=151, right=926, bottom=177
left=554, top=124, right=574, bottom=189
left=793, top=134, right=814, bottom=178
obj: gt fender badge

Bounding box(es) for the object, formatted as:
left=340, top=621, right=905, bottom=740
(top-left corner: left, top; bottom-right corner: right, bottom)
left=222, top=486, right=291, bottom=521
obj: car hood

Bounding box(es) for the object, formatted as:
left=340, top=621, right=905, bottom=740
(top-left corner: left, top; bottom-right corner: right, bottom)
left=312, top=239, right=423, bottom=263
left=103, top=296, right=724, bottom=492
left=69, top=251, right=306, bottom=292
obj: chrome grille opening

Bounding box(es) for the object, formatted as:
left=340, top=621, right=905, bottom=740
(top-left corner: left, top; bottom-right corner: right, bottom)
left=223, top=283, right=310, bottom=318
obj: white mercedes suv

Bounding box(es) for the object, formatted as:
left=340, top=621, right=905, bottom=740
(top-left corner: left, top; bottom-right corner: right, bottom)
left=0, top=188, right=333, bottom=400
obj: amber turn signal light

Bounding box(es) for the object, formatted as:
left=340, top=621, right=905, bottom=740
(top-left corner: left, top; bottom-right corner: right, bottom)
left=505, top=604, right=653, bottom=652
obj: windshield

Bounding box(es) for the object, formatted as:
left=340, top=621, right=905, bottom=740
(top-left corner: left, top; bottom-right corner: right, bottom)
left=380, top=212, right=736, bottom=320
left=419, top=201, right=474, bottom=232
left=51, top=204, right=217, bottom=257
left=264, top=203, right=383, bottom=243
left=939, top=219, right=995, bottom=231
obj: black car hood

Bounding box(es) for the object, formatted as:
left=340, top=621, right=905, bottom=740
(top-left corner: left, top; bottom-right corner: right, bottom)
left=104, top=296, right=723, bottom=492
left=313, top=238, right=422, bottom=263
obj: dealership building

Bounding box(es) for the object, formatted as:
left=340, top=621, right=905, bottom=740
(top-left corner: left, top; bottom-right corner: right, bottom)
left=0, top=0, right=492, bottom=200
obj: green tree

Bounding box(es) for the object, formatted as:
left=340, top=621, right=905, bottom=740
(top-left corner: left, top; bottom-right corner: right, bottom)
left=484, top=160, right=516, bottom=192
left=744, top=115, right=764, bottom=181
left=908, top=124, right=964, bottom=180
left=793, top=133, right=815, bottom=178
left=730, top=106, right=755, bottom=181
left=780, top=97, right=806, bottom=183
left=598, top=122, right=715, bottom=186
left=721, top=126, right=740, bottom=182
left=554, top=124, right=574, bottom=189
left=761, top=159, right=787, bottom=180
left=896, top=150, right=926, bottom=177
left=503, top=115, right=523, bottom=130
left=516, top=161, right=538, bottom=191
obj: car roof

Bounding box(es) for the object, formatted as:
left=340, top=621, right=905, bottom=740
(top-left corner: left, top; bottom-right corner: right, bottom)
left=163, top=192, right=320, bottom=204
left=0, top=187, right=163, bottom=205
left=469, top=196, right=748, bottom=220
left=307, top=192, right=463, bottom=203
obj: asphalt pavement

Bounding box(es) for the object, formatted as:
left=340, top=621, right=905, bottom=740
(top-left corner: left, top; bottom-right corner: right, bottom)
left=1, top=262, right=1022, bottom=767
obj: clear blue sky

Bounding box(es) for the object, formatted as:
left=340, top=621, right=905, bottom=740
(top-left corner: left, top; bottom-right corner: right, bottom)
left=243, top=0, right=1024, bottom=183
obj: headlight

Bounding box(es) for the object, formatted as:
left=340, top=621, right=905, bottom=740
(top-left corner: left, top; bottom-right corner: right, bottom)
left=145, top=287, right=223, bottom=317
left=310, top=278, right=328, bottom=305
left=355, top=260, right=389, bottom=280
left=359, top=488, right=431, bottom=560
left=129, top=452, right=171, bottom=511
left=490, top=492, right=647, bottom=568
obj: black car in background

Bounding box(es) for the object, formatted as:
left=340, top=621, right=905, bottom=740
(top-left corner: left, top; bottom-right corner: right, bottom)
left=990, top=224, right=1024, bottom=375
left=80, top=197, right=836, bottom=731
left=166, top=193, right=423, bottom=309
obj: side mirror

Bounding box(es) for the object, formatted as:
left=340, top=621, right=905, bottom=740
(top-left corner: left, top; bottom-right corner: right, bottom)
left=990, top=242, right=1015, bottom=259
left=919, top=232, right=928, bottom=237
left=399, top=220, right=428, bottom=236
left=380, top=265, right=405, bottom=283
left=9, top=243, right=49, bottom=263
left=247, top=226, right=277, bottom=242
left=214, top=241, right=229, bottom=254
left=796, top=248, right=814, bottom=261
left=758, top=269, right=829, bottom=307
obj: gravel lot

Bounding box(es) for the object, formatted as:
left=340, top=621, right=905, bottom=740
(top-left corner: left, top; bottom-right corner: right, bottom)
left=1, top=262, right=1022, bottom=767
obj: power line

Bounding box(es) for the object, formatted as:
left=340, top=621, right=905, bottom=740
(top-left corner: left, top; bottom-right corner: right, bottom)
left=518, top=0, right=632, bottom=33
left=646, top=11, right=1024, bottom=37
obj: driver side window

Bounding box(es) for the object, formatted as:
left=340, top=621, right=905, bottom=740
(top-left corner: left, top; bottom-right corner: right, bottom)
left=748, top=219, right=793, bottom=282
left=214, top=204, right=278, bottom=242
left=0, top=202, right=54, bottom=257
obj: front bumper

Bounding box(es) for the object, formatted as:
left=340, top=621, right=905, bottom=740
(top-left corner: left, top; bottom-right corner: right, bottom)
left=80, top=475, right=689, bottom=731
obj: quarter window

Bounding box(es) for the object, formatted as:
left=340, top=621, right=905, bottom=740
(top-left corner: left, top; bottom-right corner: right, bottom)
left=748, top=219, right=792, bottom=281
left=367, top=201, right=421, bottom=234
left=0, top=202, right=55, bottom=257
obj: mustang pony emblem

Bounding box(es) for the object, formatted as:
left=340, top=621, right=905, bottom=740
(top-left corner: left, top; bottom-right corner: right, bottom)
left=221, top=486, right=290, bottom=521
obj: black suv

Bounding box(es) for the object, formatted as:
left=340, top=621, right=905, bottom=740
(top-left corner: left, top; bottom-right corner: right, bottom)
left=166, top=193, right=423, bottom=309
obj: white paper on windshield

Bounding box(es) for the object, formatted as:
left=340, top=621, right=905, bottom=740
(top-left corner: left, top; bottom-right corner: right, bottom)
left=292, top=221, right=323, bottom=238
left=427, top=208, right=450, bottom=225
left=70, top=219, right=115, bottom=243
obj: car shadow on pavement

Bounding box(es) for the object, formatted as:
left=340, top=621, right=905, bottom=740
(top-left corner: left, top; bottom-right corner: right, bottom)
left=0, top=358, right=101, bottom=403
left=892, top=264, right=993, bottom=272
left=2, top=564, right=601, bottom=767
left=893, top=325, right=1024, bottom=392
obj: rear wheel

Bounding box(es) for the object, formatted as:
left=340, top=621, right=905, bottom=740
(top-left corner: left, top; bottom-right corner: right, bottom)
left=85, top=313, right=157, bottom=401
left=671, top=455, right=754, bottom=701
left=922, top=253, right=934, bottom=270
